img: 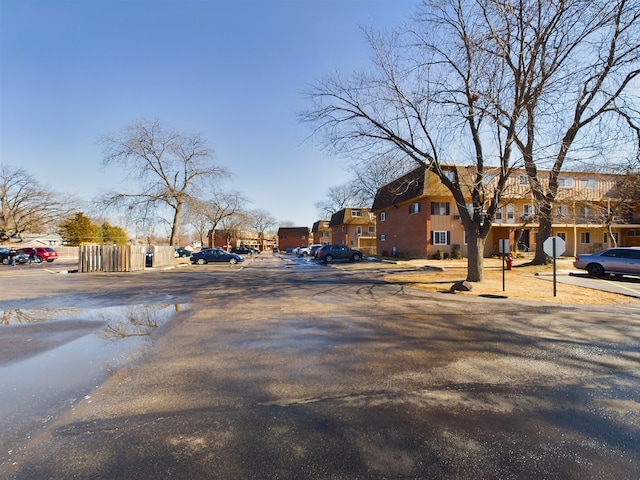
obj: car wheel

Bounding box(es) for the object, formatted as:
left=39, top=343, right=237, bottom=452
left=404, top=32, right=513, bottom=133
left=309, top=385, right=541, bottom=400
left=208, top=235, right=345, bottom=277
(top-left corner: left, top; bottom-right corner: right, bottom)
left=1, top=258, right=8, bottom=265
left=196, top=258, right=207, bottom=265
left=324, top=254, right=334, bottom=263
left=586, top=263, right=605, bottom=277
left=352, top=253, right=362, bottom=261
left=229, top=258, right=238, bottom=265
left=45, top=258, right=53, bottom=262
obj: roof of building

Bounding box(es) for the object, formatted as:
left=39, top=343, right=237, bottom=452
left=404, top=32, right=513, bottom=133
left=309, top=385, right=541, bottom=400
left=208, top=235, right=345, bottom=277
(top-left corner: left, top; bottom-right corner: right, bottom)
left=371, top=166, right=429, bottom=212
left=277, top=227, right=310, bottom=236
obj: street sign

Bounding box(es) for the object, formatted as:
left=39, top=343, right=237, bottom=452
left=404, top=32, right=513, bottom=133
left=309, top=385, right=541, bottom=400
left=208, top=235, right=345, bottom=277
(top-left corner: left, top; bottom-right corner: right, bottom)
left=499, top=239, right=510, bottom=254
left=542, top=236, right=566, bottom=297
left=543, top=236, right=566, bottom=258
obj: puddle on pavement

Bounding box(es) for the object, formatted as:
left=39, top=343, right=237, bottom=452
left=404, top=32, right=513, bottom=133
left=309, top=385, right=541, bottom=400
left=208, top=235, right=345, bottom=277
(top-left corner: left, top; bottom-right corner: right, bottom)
left=0, top=303, right=188, bottom=445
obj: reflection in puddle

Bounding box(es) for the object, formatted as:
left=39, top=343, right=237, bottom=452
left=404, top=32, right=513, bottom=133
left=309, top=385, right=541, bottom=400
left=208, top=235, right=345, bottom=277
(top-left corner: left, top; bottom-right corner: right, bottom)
left=1, top=304, right=186, bottom=339
left=0, top=302, right=189, bottom=459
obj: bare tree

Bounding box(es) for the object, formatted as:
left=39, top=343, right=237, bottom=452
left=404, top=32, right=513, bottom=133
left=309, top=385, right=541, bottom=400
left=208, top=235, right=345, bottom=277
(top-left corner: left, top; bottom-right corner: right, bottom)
left=482, top=0, right=640, bottom=264
left=0, top=164, right=75, bottom=241
left=246, top=209, right=277, bottom=250
left=185, top=191, right=246, bottom=246
left=303, top=3, right=524, bottom=282
left=314, top=184, right=360, bottom=219
left=303, top=0, right=640, bottom=280
left=99, top=119, right=229, bottom=246
left=347, top=154, right=415, bottom=206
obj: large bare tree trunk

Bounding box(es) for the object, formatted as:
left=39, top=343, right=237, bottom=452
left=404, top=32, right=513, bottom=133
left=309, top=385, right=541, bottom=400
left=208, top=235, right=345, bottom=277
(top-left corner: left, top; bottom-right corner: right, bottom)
left=533, top=198, right=553, bottom=265
left=466, top=236, right=485, bottom=282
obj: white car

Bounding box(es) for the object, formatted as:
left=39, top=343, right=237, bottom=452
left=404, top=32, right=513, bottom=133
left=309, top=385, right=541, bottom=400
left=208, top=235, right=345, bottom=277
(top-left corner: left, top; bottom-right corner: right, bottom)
left=297, top=244, right=322, bottom=257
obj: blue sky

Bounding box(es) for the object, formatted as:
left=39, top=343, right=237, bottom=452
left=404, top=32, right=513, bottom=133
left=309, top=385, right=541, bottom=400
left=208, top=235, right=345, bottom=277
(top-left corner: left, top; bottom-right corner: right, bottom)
left=0, top=0, right=418, bottom=230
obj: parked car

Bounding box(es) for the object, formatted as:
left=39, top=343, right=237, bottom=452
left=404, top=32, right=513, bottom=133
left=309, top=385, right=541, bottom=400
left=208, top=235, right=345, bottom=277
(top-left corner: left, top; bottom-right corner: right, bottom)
left=315, top=244, right=363, bottom=263
left=0, top=248, right=30, bottom=265
left=298, top=244, right=322, bottom=257
left=17, top=247, right=58, bottom=263
left=573, top=247, right=640, bottom=277
left=174, top=247, right=191, bottom=258
left=231, top=247, right=260, bottom=255
left=190, top=248, right=245, bottom=265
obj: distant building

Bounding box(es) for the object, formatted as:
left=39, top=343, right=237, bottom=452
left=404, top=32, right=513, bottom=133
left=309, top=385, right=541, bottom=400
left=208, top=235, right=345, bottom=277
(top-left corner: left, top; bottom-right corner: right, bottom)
left=311, top=220, right=331, bottom=245
left=277, top=227, right=311, bottom=252
left=329, top=208, right=377, bottom=256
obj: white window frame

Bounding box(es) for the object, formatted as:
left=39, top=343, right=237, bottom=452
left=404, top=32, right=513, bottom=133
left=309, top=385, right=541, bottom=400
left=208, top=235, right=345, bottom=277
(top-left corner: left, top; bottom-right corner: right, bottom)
left=433, top=231, right=448, bottom=245
left=495, top=207, right=503, bottom=222
left=580, top=232, right=591, bottom=244
left=379, top=212, right=386, bottom=222
left=351, top=209, right=362, bottom=217
left=380, top=234, right=386, bottom=241
left=518, top=174, right=530, bottom=185
left=368, top=226, right=376, bottom=234
left=409, top=202, right=420, bottom=214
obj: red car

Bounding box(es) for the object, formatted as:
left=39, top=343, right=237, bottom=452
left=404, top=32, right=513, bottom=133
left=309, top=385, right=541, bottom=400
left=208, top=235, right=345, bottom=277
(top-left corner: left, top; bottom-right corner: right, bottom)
left=17, top=247, right=59, bottom=263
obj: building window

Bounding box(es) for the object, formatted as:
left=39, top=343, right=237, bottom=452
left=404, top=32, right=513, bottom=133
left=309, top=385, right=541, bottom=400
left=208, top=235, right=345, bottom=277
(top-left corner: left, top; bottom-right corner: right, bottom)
left=409, top=202, right=420, bottom=214
left=557, top=232, right=566, bottom=241
left=341, top=226, right=345, bottom=232
left=523, top=205, right=536, bottom=219
left=604, top=232, right=619, bottom=244
left=356, top=226, right=362, bottom=237
left=518, top=175, right=530, bottom=185
left=301, top=235, right=306, bottom=240
left=495, top=207, right=503, bottom=222
left=583, top=179, right=596, bottom=189
left=556, top=205, right=568, bottom=218
left=323, top=222, right=329, bottom=227
left=507, top=205, right=515, bottom=221
left=581, top=206, right=590, bottom=218
left=380, top=234, right=386, bottom=241
left=368, top=226, right=376, bottom=234
left=379, top=212, right=386, bottom=221
left=580, top=232, right=591, bottom=244
left=322, top=232, right=329, bottom=238
left=432, top=231, right=450, bottom=245
left=558, top=177, right=573, bottom=188
left=351, top=209, right=362, bottom=217
left=483, top=173, right=494, bottom=184
left=431, top=202, right=450, bottom=215
left=443, top=170, right=456, bottom=182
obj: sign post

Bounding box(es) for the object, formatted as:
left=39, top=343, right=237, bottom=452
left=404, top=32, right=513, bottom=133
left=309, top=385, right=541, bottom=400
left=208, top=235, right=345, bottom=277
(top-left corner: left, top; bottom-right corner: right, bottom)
left=543, top=236, right=566, bottom=297
left=499, top=239, right=510, bottom=292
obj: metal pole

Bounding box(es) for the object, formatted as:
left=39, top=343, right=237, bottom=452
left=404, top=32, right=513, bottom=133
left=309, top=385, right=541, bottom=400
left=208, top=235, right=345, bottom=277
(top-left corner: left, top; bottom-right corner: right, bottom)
left=553, top=238, right=557, bottom=297
left=502, top=254, right=506, bottom=291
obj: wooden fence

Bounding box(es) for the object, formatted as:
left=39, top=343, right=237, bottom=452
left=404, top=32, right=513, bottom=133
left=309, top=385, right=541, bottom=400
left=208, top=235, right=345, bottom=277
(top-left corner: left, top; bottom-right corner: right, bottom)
left=79, top=245, right=148, bottom=272
left=78, top=245, right=177, bottom=273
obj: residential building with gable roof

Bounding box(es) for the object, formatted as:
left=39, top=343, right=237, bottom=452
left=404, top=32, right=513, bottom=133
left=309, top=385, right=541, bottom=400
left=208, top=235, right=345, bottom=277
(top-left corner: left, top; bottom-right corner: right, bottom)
left=329, top=207, right=377, bottom=256
left=372, top=165, right=640, bottom=259
left=311, top=220, right=332, bottom=245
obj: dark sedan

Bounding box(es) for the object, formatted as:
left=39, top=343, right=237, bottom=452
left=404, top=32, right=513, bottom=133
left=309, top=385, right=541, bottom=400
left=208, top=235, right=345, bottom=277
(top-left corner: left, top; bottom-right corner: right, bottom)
left=315, top=244, right=363, bottom=263
left=230, top=247, right=260, bottom=255
left=190, top=248, right=245, bottom=265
